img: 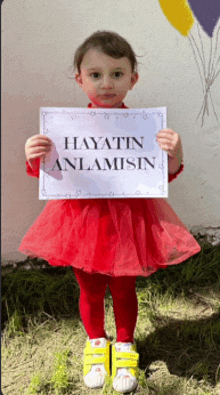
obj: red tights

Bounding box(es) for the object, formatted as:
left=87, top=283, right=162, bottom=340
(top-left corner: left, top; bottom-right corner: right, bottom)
left=73, top=268, right=138, bottom=343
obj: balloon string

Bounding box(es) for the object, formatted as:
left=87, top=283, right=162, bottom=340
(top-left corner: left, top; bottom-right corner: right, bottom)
left=205, top=36, right=213, bottom=118
left=210, top=55, right=220, bottom=88
left=207, top=25, right=219, bottom=123
left=209, top=90, right=219, bottom=123
left=188, top=25, right=219, bottom=127
left=196, top=66, right=219, bottom=126
left=197, top=23, right=206, bottom=85
left=195, top=88, right=209, bottom=127
left=211, top=68, right=220, bottom=85
left=188, top=33, right=205, bottom=94
left=188, top=33, right=207, bottom=126
left=210, top=25, right=220, bottom=82
left=196, top=22, right=211, bottom=120
left=209, top=25, right=219, bottom=123
left=209, top=23, right=220, bottom=123
left=207, top=34, right=213, bottom=86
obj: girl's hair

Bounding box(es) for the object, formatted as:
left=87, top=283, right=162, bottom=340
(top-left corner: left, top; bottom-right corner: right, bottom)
left=74, top=31, right=137, bottom=74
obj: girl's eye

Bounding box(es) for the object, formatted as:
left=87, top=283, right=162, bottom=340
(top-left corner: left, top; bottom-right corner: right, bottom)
left=113, top=71, right=123, bottom=78
left=91, top=72, right=101, bottom=79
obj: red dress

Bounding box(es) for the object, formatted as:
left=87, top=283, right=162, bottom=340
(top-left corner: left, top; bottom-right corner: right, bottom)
left=19, top=104, right=201, bottom=277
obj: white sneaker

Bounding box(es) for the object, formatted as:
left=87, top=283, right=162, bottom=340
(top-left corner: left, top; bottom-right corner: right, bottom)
left=112, top=342, right=139, bottom=393
left=83, top=337, right=110, bottom=389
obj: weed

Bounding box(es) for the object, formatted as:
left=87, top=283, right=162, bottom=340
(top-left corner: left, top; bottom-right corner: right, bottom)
left=50, top=350, right=69, bottom=394
left=4, top=310, right=24, bottom=338
left=27, top=373, right=42, bottom=394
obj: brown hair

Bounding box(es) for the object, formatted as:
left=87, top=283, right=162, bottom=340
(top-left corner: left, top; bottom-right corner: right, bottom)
left=74, top=31, right=138, bottom=73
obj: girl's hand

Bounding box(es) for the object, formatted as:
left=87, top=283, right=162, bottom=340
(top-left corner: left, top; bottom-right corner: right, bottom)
left=156, top=129, right=182, bottom=158
left=156, top=129, right=183, bottom=174
left=25, top=135, right=53, bottom=168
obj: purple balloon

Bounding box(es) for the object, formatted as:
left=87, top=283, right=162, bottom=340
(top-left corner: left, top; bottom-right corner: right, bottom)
left=187, top=0, right=220, bottom=37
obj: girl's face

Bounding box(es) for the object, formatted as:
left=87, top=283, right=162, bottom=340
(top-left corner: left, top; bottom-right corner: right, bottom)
left=75, top=49, right=139, bottom=108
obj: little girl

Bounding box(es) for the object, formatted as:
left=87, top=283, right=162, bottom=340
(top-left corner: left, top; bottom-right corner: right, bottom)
left=19, top=31, right=201, bottom=393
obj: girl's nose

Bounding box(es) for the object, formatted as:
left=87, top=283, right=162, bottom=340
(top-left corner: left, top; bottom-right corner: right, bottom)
left=102, top=76, right=113, bottom=89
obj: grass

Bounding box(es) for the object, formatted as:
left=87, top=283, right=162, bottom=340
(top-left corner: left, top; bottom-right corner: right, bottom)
left=1, top=240, right=220, bottom=395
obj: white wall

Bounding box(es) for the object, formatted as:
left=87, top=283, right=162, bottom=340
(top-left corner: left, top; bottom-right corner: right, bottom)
left=2, top=0, right=220, bottom=262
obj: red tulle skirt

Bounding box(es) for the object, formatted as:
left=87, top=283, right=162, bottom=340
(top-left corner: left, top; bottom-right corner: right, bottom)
left=19, top=198, right=201, bottom=277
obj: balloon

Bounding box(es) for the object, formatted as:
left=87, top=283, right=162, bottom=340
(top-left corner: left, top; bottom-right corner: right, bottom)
left=187, top=0, right=220, bottom=37
left=158, top=0, right=194, bottom=36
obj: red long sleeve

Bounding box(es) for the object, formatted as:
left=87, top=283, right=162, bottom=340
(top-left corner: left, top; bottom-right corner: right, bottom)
left=168, top=162, right=184, bottom=183
left=26, top=159, right=40, bottom=178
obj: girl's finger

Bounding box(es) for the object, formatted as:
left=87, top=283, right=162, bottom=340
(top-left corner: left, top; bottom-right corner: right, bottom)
left=32, top=134, right=51, bottom=140
left=156, top=136, right=173, bottom=144
left=156, top=136, right=173, bottom=143
left=28, top=146, right=52, bottom=157
left=30, top=137, right=52, bottom=144
left=27, top=136, right=52, bottom=145
left=159, top=145, right=172, bottom=152
left=157, top=128, right=175, bottom=135
left=157, top=142, right=175, bottom=153
left=157, top=139, right=174, bottom=149
left=156, top=132, right=178, bottom=141
left=27, top=141, right=52, bottom=150
left=156, top=134, right=176, bottom=143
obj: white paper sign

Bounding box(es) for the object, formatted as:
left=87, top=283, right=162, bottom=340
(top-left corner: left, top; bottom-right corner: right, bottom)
left=39, top=107, right=168, bottom=199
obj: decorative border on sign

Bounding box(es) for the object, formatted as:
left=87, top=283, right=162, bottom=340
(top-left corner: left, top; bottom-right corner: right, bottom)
left=40, top=110, right=167, bottom=199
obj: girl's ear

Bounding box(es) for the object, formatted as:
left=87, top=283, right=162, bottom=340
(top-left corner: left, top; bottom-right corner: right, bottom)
left=75, top=73, right=83, bottom=88
left=130, top=73, right=139, bottom=90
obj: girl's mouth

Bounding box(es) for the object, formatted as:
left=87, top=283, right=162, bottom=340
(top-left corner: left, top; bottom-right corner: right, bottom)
left=100, top=94, right=116, bottom=99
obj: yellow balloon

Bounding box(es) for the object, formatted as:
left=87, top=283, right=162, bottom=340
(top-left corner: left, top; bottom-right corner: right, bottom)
left=158, top=0, right=194, bottom=36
